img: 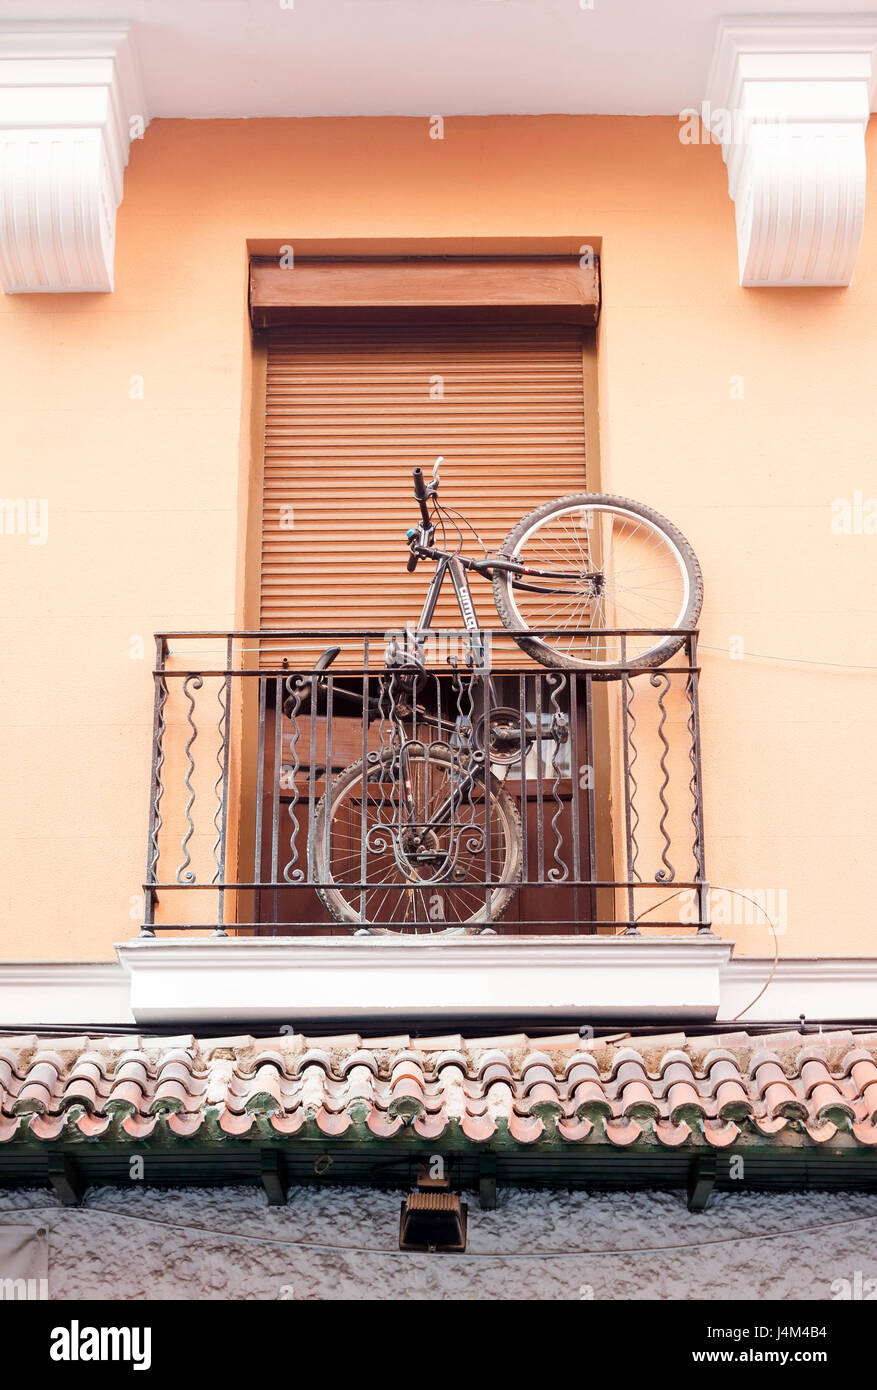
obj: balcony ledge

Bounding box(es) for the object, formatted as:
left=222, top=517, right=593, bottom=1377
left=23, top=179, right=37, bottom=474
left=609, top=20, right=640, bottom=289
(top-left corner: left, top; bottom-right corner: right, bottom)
left=115, top=935, right=732, bottom=1027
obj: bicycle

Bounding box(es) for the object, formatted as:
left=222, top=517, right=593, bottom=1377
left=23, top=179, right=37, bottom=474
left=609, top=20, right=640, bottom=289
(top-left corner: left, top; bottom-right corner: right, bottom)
left=309, top=459, right=702, bottom=931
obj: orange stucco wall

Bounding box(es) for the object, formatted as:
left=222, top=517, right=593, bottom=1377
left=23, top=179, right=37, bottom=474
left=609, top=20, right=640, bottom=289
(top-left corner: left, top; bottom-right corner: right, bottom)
left=0, top=115, right=875, bottom=959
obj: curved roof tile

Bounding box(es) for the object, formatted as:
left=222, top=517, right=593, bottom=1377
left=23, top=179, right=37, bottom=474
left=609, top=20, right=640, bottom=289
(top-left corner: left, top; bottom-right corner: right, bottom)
left=0, top=1029, right=875, bottom=1150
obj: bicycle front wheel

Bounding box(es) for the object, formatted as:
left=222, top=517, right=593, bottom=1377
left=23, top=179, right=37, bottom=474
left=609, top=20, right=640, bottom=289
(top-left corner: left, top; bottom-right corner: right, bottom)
left=492, top=492, right=702, bottom=674
left=311, top=745, right=521, bottom=931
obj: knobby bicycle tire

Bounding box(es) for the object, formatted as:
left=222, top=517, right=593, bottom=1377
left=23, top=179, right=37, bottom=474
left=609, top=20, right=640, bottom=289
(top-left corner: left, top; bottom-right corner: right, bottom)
left=491, top=491, right=703, bottom=676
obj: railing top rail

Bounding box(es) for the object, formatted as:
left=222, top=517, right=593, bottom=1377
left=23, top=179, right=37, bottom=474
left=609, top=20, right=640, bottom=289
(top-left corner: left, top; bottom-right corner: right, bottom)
left=154, top=663, right=702, bottom=677
left=155, top=627, right=701, bottom=639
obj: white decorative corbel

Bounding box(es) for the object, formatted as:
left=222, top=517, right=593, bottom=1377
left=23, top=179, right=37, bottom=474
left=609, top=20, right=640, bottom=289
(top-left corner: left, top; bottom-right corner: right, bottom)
left=0, top=23, right=147, bottom=293
left=706, top=17, right=877, bottom=286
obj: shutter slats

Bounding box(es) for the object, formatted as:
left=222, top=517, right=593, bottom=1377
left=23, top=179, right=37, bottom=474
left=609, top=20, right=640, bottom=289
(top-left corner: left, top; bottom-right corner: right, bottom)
left=260, top=325, right=587, bottom=643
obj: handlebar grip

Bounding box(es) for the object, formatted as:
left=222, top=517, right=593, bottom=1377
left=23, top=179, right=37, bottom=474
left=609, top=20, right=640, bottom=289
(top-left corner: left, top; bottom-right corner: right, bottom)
left=406, top=551, right=419, bottom=573
left=412, top=466, right=431, bottom=525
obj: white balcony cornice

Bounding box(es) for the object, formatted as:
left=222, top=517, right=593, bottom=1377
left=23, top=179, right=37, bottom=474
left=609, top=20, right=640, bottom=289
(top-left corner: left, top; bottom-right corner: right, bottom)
left=115, top=935, right=734, bottom=1026
left=0, top=21, right=148, bottom=293
left=705, top=15, right=877, bottom=286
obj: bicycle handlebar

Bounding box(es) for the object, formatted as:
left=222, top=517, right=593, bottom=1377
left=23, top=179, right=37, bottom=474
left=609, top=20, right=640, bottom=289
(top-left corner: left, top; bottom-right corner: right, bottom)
left=412, top=466, right=431, bottom=526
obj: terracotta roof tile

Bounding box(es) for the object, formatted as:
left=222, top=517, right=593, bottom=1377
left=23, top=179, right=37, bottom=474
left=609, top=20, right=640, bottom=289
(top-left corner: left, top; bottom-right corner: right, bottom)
left=667, top=1082, right=707, bottom=1124
left=571, top=1081, right=612, bottom=1120
left=508, top=1113, right=543, bottom=1144
left=564, top=1053, right=600, bottom=1079
left=714, top=1081, right=753, bottom=1121
left=521, top=1062, right=556, bottom=1093
left=28, top=1114, right=66, bottom=1140
left=315, top=1108, right=353, bottom=1137
left=414, top=1034, right=465, bottom=1051
left=269, top=1111, right=306, bottom=1137
left=166, top=1113, right=203, bottom=1138
left=120, top=1115, right=157, bottom=1140
left=522, top=1083, right=565, bottom=1121
left=654, top=1119, right=692, bottom=1146
left=61, top=1078, right=99, bottom=1113
left=105, top=1081, right=149, bottom=1115
left=860, top=1085, right=877, bottom=1124
left=114, top=1059, right=150, bottom=1088
left=763, top=1086, right=809, bottom=1121
left=604, top=1118, right=642, bottom=1146
left=619, top=1081, right=660, bottom=1120
left=803, top=1120, right=840, bottom=1144
left=150, top=1080, right=196, bottom=1114
left=460, top=1113, right=495, bottom=1142
left=2, top=1030, right=877, bottom=1150
left=413, top=1113, right=448, bottom=1140
left=702, top=1118, right=740, bottom=1146
left=557, top=1116, right=594, bottom=1142
left=343, top=1050, right=380, bottom=1075
left=76, top=1114, right=111, bottom=1139
left=296, top=1048, right=333, bottom=1074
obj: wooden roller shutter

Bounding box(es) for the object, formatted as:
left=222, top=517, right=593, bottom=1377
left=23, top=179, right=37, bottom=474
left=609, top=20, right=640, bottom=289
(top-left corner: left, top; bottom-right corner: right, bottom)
left=260, top=323, right=587, bottom=641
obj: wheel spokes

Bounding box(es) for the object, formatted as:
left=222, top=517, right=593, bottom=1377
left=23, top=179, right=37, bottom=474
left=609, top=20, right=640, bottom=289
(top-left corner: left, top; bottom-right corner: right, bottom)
left=506, top=503, right=690, bottom=666
left=321, top=754, right=514, bottom=930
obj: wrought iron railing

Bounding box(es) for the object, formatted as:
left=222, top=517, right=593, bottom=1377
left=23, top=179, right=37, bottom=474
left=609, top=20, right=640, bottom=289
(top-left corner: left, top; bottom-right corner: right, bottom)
left=141, top=629, right=710, bottom=936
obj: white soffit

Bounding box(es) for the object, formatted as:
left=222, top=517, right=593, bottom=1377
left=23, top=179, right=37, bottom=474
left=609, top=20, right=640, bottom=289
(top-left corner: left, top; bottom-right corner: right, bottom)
left=706, top=15, right=877, bottom=286
left=0, top=22, right=148, bottom=292
left=0, top=0, right=813, bottom=120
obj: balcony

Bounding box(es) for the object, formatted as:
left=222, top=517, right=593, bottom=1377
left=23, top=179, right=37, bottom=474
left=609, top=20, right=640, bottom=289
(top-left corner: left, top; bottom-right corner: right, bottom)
left=141, top=628, right=710, bottom=940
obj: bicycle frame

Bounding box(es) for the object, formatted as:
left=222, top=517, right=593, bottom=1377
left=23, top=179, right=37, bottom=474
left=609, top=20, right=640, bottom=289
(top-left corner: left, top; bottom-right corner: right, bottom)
left=400, top=540, right=596, bottom=696
left=407, top=550, right=489, bottom=671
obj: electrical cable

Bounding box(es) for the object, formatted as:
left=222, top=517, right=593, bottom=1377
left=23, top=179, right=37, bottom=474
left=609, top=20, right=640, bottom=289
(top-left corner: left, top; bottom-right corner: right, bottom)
left=629, top=884, right=781, bottom=1022
left=5, top=1203, right=877, bottom=1260
left=727, top=890, right=781, bottom=1022
left=699, top=644, right=877, bottom=672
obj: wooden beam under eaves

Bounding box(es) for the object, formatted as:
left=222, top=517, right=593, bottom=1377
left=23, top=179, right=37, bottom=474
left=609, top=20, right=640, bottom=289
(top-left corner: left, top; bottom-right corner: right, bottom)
left=687, top=1155, right=717, bottom=1212
left=260, top=1149, right=289, bottom=1207
left=47, top=1152, right=84, bottom=1207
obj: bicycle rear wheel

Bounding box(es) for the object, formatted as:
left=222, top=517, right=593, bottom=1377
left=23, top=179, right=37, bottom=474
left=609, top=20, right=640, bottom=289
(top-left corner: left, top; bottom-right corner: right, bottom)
left=492, top=492, right=702, bottom=674
left=311, top=745, right=521, bottom=930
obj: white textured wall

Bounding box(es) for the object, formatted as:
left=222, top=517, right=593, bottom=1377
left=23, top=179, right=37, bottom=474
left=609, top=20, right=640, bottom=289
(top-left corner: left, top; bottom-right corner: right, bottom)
left=2, top=1185, right=877, bottom=1300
